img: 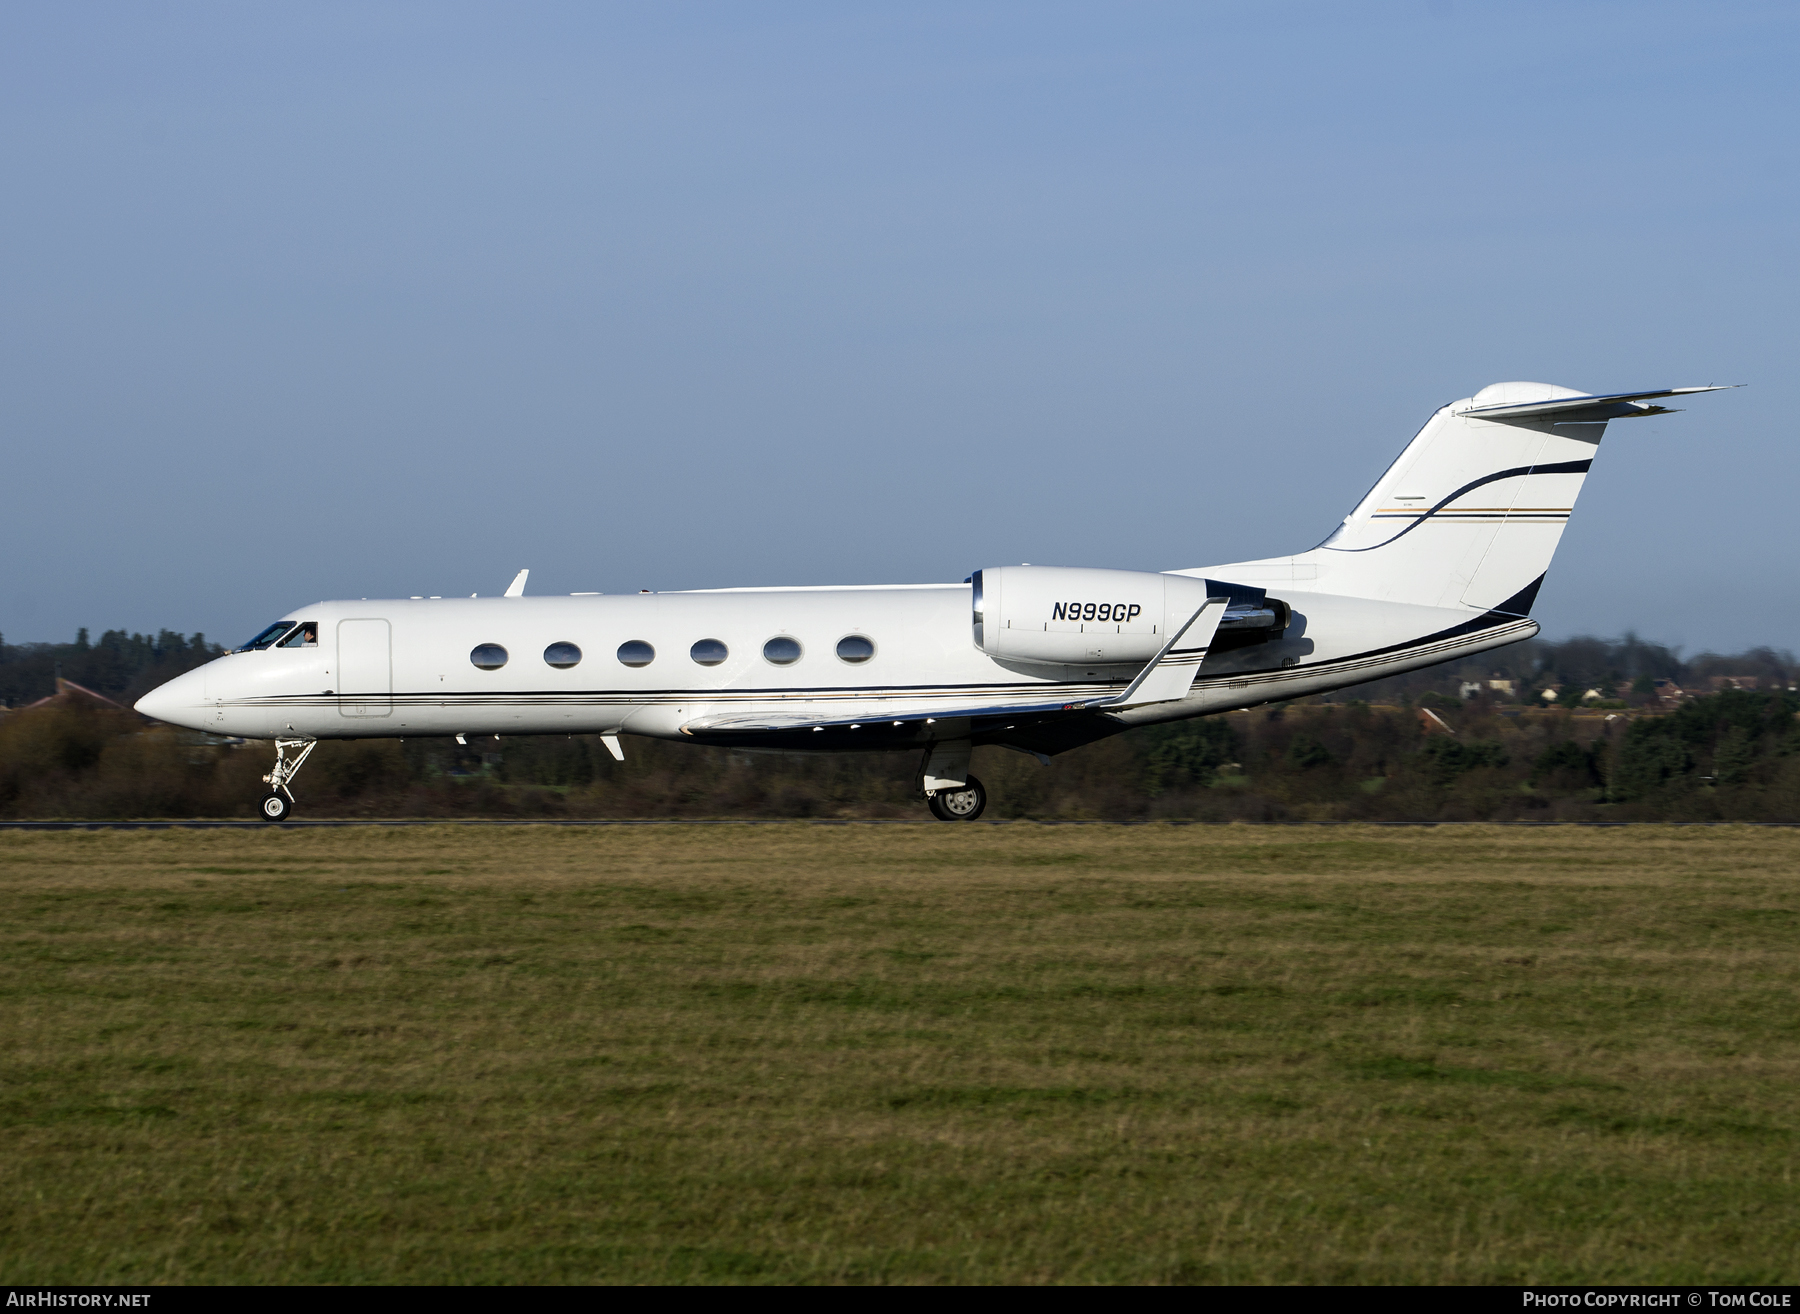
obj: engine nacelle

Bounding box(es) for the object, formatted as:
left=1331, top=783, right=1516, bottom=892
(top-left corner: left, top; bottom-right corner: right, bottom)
left=971, top=566, right=1288, bottom=667
left=970, top=566, right=1208, bottom=665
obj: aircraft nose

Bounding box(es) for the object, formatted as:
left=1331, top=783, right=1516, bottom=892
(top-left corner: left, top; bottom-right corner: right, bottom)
left=135, top=667, right=207, bottom=728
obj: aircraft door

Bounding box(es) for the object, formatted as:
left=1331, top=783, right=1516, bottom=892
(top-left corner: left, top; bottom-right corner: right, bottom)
left=337, top=618, right=393, bottom=718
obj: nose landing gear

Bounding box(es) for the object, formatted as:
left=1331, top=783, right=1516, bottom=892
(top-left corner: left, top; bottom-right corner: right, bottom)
left=258, top=737, right=317, bottom=822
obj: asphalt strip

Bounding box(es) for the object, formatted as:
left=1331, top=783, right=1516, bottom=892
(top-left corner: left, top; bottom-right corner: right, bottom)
left=2, top=819, right=1799, bottom=831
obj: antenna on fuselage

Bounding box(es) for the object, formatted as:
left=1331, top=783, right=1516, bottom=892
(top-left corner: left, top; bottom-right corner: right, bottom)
left=504, top=569, right=529, bottom=598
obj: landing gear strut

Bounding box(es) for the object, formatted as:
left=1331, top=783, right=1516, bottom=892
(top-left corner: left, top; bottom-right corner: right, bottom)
left=259, top=737, right=317, bottom=822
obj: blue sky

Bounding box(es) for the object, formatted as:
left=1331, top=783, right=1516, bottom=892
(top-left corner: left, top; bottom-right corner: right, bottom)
left=2, top=2, right=1794, bottom=653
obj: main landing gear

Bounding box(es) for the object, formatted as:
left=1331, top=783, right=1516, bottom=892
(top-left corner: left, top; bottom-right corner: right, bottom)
left=258, top=737, right=317, bottom=822
left=918, top=739, right=987, bottom=822
left=928, top=776, right=987, bottom=822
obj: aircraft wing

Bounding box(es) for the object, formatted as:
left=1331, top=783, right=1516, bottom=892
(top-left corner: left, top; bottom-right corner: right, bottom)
left=682, top=696, right=1107, bottom=738
left=680, top=597, right=1230, bottom=741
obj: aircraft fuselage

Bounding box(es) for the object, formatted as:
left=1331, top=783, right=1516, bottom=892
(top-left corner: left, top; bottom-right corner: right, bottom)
left=138, top=581, right=1530, bottom=753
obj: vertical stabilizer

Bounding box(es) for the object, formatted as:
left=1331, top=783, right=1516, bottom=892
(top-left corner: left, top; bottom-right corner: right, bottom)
left=1313, top=383, right=1601, bottom=612
left=1191, top=382, right=1727, bottom=614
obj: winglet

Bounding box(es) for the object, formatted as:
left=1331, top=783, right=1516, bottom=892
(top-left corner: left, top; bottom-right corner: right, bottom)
left=504, top=569, right=529, bottom=598
left=1099, top=597, right=1229, bottom=709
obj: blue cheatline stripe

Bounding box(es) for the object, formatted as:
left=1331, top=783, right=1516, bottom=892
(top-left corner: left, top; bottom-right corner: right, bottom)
left=1328, top=460, right=1592, bottom=553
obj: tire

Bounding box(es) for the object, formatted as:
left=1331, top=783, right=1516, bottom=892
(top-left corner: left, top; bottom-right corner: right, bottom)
left=258, top=792, right=292, bottom=821
left=927, top=774, right=986, bottom=822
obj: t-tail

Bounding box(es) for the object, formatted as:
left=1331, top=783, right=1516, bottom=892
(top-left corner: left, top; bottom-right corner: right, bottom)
left=1202, top=382, right=1735, bottom=615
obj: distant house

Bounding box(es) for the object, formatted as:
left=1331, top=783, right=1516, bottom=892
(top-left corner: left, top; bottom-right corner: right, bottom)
left=22, top=678, right=128, bottom=712
left=1459, top=681, right=1483, bottom=699
left=1539, top=685, right=1607, bottom=704
left=1652, top=679, right=1689, bottom=707
left=1418, top=707, right=1456, bottom=736
left=1487, top=679, right=1516, bottom=695
left=1709, top=675, right=1760, bottom=691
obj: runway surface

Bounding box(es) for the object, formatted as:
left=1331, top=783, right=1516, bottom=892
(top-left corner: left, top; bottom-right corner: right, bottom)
left=3, top=819, right=1799, bottom=831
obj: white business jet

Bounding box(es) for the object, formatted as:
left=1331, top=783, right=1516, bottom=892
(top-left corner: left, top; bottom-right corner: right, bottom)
left=137, top=381, right=1730, bottom=821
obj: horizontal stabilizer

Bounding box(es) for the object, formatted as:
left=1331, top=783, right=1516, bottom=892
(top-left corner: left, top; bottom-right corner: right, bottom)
left=1455, top=385, right=1739, bottom=422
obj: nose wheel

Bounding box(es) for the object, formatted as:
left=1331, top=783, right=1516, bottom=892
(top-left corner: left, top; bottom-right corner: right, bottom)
left=258, top=737, right=316, bottom=821
left=927, top=774, right=987, bottom=821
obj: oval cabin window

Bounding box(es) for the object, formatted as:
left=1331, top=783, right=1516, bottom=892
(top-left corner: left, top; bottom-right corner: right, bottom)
left=763, top=636, right=802, bottom=666
left=836, top=634, right=875, bottom=664
left=617, top=640, right=655, bottom=668
left=690, top=638, right=729, bottom=667
left=544, top=641, right=581, bottom=669
left=470, top=643, right=508, bottom=671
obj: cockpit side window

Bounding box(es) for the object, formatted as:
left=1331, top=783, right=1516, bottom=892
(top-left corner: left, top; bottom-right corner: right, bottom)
left=243, top=622, right=297, bottom=651
left=278, top=622, right=319, bottom=648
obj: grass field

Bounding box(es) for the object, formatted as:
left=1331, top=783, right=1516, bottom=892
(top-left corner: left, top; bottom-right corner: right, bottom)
left=3, top=824, right=1797, bottom=1284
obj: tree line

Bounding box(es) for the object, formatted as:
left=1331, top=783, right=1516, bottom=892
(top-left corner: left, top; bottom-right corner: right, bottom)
left=0, top=628, right=223, bottom=709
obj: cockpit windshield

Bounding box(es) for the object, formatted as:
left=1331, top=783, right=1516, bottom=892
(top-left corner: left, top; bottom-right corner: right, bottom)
left=243, top=622, right=298, bottom=651
left=279, top=622, right=319, bottom=648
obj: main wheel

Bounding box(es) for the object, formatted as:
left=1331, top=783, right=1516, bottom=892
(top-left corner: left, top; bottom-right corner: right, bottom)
left=927, top=774, right=987, bottom=821
left=258, top=792, right=292, bottom=821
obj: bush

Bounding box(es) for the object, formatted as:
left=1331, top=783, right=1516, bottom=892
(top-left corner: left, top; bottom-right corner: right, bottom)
left=1612, top=724, right=1691, bottom=801
left=1530, top=741, right=1598, bottom=790
left=1418, top=737, right=1508, bottom=786
left=1285, top=733, right=1336, bottom=770
left=1139, top=717, right=1241, bottom=795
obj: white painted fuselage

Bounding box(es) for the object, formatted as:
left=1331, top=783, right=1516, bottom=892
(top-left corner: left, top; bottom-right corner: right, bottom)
left=136, top=580, right=1525, bottom=750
